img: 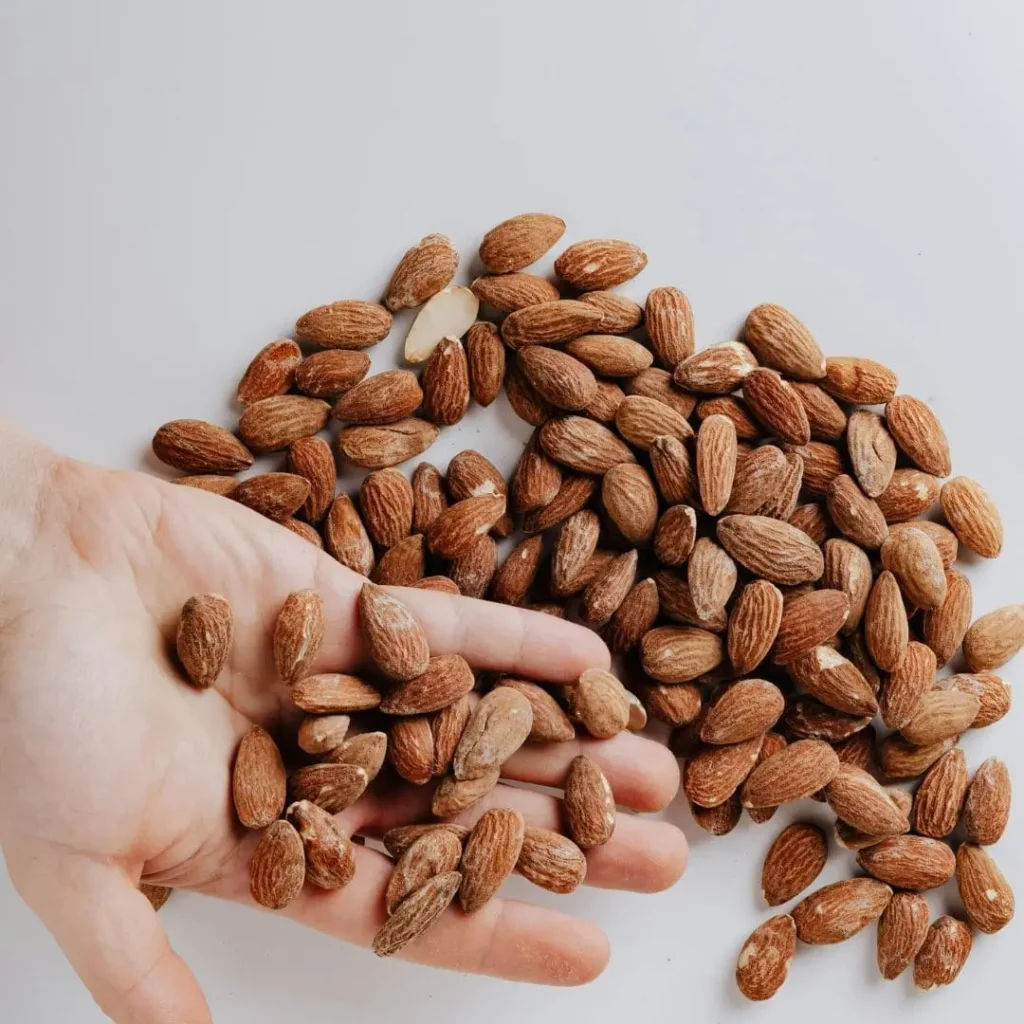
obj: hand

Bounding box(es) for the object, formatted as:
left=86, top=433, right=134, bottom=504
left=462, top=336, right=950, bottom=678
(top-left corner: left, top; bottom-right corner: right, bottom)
left=0, top=421, right=687, bottom=1024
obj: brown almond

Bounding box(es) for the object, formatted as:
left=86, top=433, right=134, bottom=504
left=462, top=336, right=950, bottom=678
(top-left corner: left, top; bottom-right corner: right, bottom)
left=695, top=414, right=738, bottom=516
left=784, top=698, right=872, bottom=742
left=288, top=762, right=368, bottom=814
left=332, top=370, right=424, bottom=427
left=880, top=642, right=935, bottom=732
left=385, top=234, right=459, bottom=311
left=728, top=580, right=784, bottom=674
left=740, top=739, right=841, bottom=808
left=287, top=800, right=355, bottom=890
left=471, top=274, right=560, bottom=313
left=701, top=679, right=784, bottom=745
left=566, top=334, right=654, bottom=377
left=431, top=769, right=500, bottom=818
left=940, top=476, right=1003, bottom=558
left=686, top=538, right=737, bottom=625
left=773, top=589, right=850, bottom=664
left=900, top=689, right=980, bottom=745
left=173, top=474, right=241, bottom=496
left=573, top=668, right=631, bottom=739
left=581, top=548, right=638, bottom=623
left=359, top=469, right=414, bottom=548
left=788, top=646, right=878, bottom=716
left=785, top=441, right=843, bottom=498
left=522, top=474, right=597, bottom=534
left=249, top=820, right=305, bottom=910
left=963, top=757, right=1011, bottom=845
left=921, top=569, right=972, bottom=666
left=685, top=735, right=764, bottom=808
left=641, top=681, right=703, bottom=726
left=385, top=829, right=464, bottom=914
left=625, top=367, right=697, bottom=419
left=382, top=824, right=470, bottom=859
left=459, top=808, right=526, bottom=912
left=615, top=395, right=694, bottom=449
left=464, top=321, right=506, bottom=406
left=742, top=735, right=789, bottom=824
left=323, top=494, right=375, bottom=576
left=724, top=445, right=789, bottom=515
left=716, top=515, right=824, bottom=586
left=912, top=748, right=967, bottom=839
left=761, top=822, right=828, bottom=906
left=763, top=451, right=804, bottom=520
left=602, top=578, right=660, bottom=654
left=273, top=590, right=325, bottom=684
left=735, top=914, right=797, bottom=1002
left=380, top=655, right=474, bottom=715
left=176, top=594, right=233, bottom=689
left=821, top=356, right=898, bottom=404
left=697, top=395, right=762, bottom=440
left=565, top=754, right=616, bottom=848
left=325, top=729, right=387, bottom=781
left=857, top=835, right=956, bottom=891
left=233, top=473, right=311, bottom=521
left=357, top=582, right=430, bottom=682
left=823, top=538, right=872, bottom=635
left=372, top=871, right=462, bottom=957
left=653, top=504, right=698, bottom=567
left=411, top=462, right=448, bottom=533
left=504, top=361, right=555, bottom=424
left=517, top=828, right=587, bottom=894
left=371, top=533, right=427, bottom=587
left=600, top=463, right=658, bottom=547
left=742, top=368, right=811, bottom=445
left=287, top=436, right=336, bottom=523
left=490, top=536, right=544, bottom=606
left=479, top=213, right=565, bottom=273
left=389, top=716, right=435, bottom=785
left=641, top=625, right=724, bottom=683
left=448, top=534, right=498, bottom=598
left=297, top=714, right=350, bottom=755
left=238, top=395, right=331, bottom=453
left=232, top=725, right=287, bottom=830
left=495, top=678, right=575, bottom=743
left=453, top=686, right=533, bottom=780
left=792, top=878, right=892, bottom=944
left=913, top=916, right=972, bottom=990
left=934, top=672, right=1011, bottom=732
left=139, top=884, right=171, bottom=912
left=511, top=431, right=562, bottom=513
left=282, top=518, right=322, bottom=546
left=875, top=468, right=940, bottom=523
left=554, top=238, right=647, bottom=291
left=881, top=527, right=947, bottom=610
left=649, top=434, right=697, bottom=505
left=691, top=793, right=743, bottom=836
left=295, top=300, right=392, bottom=348
left=519, top=346, right=598, bottom=412
left=550, top=509, right=601, bottom=596
left=886, top=394, right=951, bottom=477
left=864, top=570, right=909, bottom=672
left=153, top=419, right=254, bottom=474
left=502, top=299, right=604, bottom=347
left=412, top=575, right=461, bottom=595
left=291, top=673, right=382, bottom=714
left=236, top=339, right=302, bottom=404
left=584, top=379, right=626, bottom=423
left=421, top=336, right=470, bottom=426
left=826, top=765, right=909, bottom=837
left=337, top=418, right=439, bottom=470
left=645, top=287, right=694, bottom=368
left=877, top=734, right=956, bottom=781
left=847, top=409, right=897, bottom=497
left=427, top=494, right=506, bottom=559
left=295, top=349, right=372, bottom=399
left=791, top=382, right=847, bottom=441
left=963, top=604, right=1024, bottom=671
left=877, top=892, right=931, bottom=980
left=744, top=304, right=825, bottom=379
left=827, top=474, right=888, bottom=550
left=673, top=342, right=758, bottom=393
left=541, top=414, right=638, bottom=472
left=430, top=694, right=472, bottom=777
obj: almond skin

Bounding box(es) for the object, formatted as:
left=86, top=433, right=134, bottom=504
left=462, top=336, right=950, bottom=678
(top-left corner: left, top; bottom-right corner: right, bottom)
left=822, top=356, right=899, bottom=404
left=744, top=304, right=825, bottom=380
left=877, top=892, right=930, bottom=980
left=913, top=916, right=972, bottom=990
left=847, top=409, right=897, bottom=497
left=471, top=274, right=560, bottom=313
left=333, top=370, right=423, bottom=425
left=287, top=436, right=336, bottom=523
left=372, top=871, right=462, bottom=957
left=963, top=604, right=1024, bottom=671
left=479, top=213, right=565, bottom=273
left=359, top=469, right=414, bottom=548
left=518, top=345, right=598, bottom=412
left=716, top=515, right=824, bottom=586
left=465, top=321, right=506, bottom=406
left=912, top=748, right=968, bottom=839
left=701, top=679, right=785, bottom=744
left=290, top=673, right=381, bottom=714
left=287, top=800, right=356, bottom=890
left=385, top=829, right=464, bottom=915
left=564, top=754, right=616, bottom=848
left=273, top=590, right=326, bottom=684
left=963, top=756, right=1011, bottom=844
left=728, top=580, right=784, bottom=675
left=323, top=494, right=375, bottom=576
left=554, top=238, right=648, bottom=291
left=864, top=570, right=909, bottom=672
left=153, top=419, right=254, bottom=474
left=385, top=234, right=459, bottom=311
left=825, top=765, right=910, bottom=837
left=541, top=414, right=637, bottom=473
left=740, top=739, right=841, bottom=809
left=645, top=287, right=694, bottom=368
left=880, top=526, right=947, bottom=610
left=792, top=878, right=892, bottom=944
left=857, top=835, right=957, bottom=891
left=453, top=686, right=533, bottom=780
left=772, top=589, right=849, bottom=664
left=940, top=476, right=1003, bottom=558
left=357, top=582, right=431, bottom=682
left=233, top=726, right=287, bottom=829
left=761, top=822, right=828, bottom=906
left=176, top=594, right=233, bottom=689
left=294, top=349, right=372, bottom=398
left=380, top=655, right=475, bottom=715
left=742, top=368, right=811, bottom=444
left=735, top=915, right=797, bottom=1002
left=517, top=828, right=587, bottom=894
left=502, top=299, right=604, bottom=347
left=641, top=625, right=724, bottom=683
left=249, top=820, right=306, bottom=910
left=879, top=641, right=936, bottom=730
left=236, top=339, right=302, bottom=404
left=886, top=394, right=952, bottom=477
left=459, top=808, right=526, bottom=912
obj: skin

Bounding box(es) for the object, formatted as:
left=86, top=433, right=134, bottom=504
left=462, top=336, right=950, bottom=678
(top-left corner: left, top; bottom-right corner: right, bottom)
left=0, top=419, right=687, bottom=1024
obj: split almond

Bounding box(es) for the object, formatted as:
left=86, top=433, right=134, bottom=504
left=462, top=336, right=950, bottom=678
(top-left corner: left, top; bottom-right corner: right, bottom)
left=404, top=286, right=478, bottom=364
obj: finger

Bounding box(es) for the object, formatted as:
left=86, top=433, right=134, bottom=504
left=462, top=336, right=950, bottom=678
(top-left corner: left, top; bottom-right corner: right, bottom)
left=499, top=732, right=681, bottom=812
left=346, top=781, right=688, bottom=894
left=10, top=848, right=210, bottom=1023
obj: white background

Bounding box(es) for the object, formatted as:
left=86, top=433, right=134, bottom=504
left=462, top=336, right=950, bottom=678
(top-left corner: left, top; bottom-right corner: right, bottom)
left=1, top=0, right=1022, bottom=1020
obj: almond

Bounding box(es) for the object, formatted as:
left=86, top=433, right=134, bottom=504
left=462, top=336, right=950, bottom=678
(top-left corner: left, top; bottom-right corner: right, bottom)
left=615, top=394, right=694, bottom=449
left=338, top=418, right=440, bottom=470
left=382, top=824, right=470, bottom=859
left=173, top=474, right=240, bottom=496
left=792, top=878, right=892, bottom=944
left=940, top=476, right=1003, bottom=558
left=287, top=800, right=356, bottom=890
left=761, top=822, right=828, bottom=905
left=372, top=871, right=462, bottom=957
left=389, top=716, right=435, bottom=785
left=625, top=367, right=698, bottom=419
left=431, top=769, right=500, bottom=817
left=875, top=468, right=940, bottom=523
left=249, top=820, right=305, bottom=910
left=881, top=527, right=947, bottom=610
left=641, top=625, right=724, bottom=683
left=640, top=681, right=703, bottom=726
left=788, top=646, right=878, bottom=716
left=772, top=589, right=849, bottom=664
left=297, top=714, right=350, bottom=755
left=913, top=916, right=972, bottom=990
left=421, top=336, right=470, bottom=425
left=743, top=304, right=825, bottom=379
left=653, top=503, right=698, bottom=566
left=502, top=299, right=604, bottom=347
left=295, top=299, right=392, bottom=348
left=672, top=343, right=757, bottom=395
left=462, top=321, right=506, bottom=407
left=740, top=739, right=841, bottom=808
left=450, top=533, right=500, bottom=597
left=549, top=509, right=600, bottom=596
left=644, top=287, right=694, bottom=368
left=412, top=575, right=461, bottom=595
left=288, top=762, right=368, bottom=813
left=541, top=414, right=638, bottom=471
left=649, top=434, right=697, bottom=505
left=963, top=603, right=1024, bottom=671
left=325, top=733, right=388, bottom=783
left=826, top=474, right=888, bottom=550
left=504, top=361, right=555, bottom=424
left=791, top=382, right=847, bottom=441
left=430, top=694, right=472, bottom=777
left=233, top=472, right=311, bottom=521
left=495, top=678, right=575, bottom=743
left=701, top=679, right=784, bottom=744
left=479, top=213, right=565, bottom=273
left=140, top=884, right=172, bottom=912
left=911, top=748, right=967, bottom=839
left=728, top=580, right=784, bottom=674
left=697, top=395, right=761, bottom=440
left=744, top=735, right=790, bottom=821
left=453, top=686, right=533, bottom=780
left=763, top=451, right=804, bottom=519
left=934, top=672, right=1010, bottom=728
left=323, top=494, right=375, bottom=575
left=333, top=370, right=424, bottom=426
left=371, top=533, right=427, bottom=586
left=291, top=673, right=382, bottom=713
left=357, top=582, right=430, bottom=682
left=921, top=569, right=972, bottom=666
left=825, top=764, right=909, bottom=837
left=685, top=735, right=764, bottom=807
left=176, top=594, right=233, bottom=689
left=602, top=578, right=660, bottom=654
left=522, top=474, right=596, bottom=534
left=554, top=238, right=648, bottom=291
left=295, top=349, right=372, bottom=399
left=735, top=914, right=797, bottom=1002
left=784, top=698, right=872, bottom=742
left=716, top=515, right=824, bottom=586
left=573, top=668, right=631, bottom=739
left=385, top=829, right=464, bottom=914
left=654, top=571, right=727, bottom=632
left=878, top=642, right=933, bottom=730
left=385, top=234, right=459, bottom=311
left=963, top=757, right=1011, bottom=845
left=890, top=520, right=959, bottom=569
left=518, top=345, right=598, bottom=411
left=232, top=725, right=287, bottom=829
left=847, top=409, right=897, bottom=497
left=822, top=538, right=872, bottom=635
left=584, top=379, right=626, bottom=423
left=821, top=356, right=898, bottom=404
left=565, top=335, right=654, bottom=377
left=901, top=688, right=980, bottom=745
left=864, top=570, right=909, bottom=672
left=877, top=734, right=956, bottom=781
left=286, top=436, right=336, bottom=523
left=409, top=462, right=447, bottom=532
left=858, top=835, right=956, bottom=891
left=885, top=394, right=951, bottom=477
left=459, top=808, right=525, bottom=912
left=511, top=431, right=562, bottom=513
left=599, top=463, right=658, bottom=547
left=359, top=469, right=414, bottom=548
left=784, top=441, right=843, bottom=498
left=238, top=395, right=331, bottom=454
left=691, top=793, right=743, bottom=835
left=236, top=339, right=303, bottom=404
left=575, top=292, right=642, bottom=335
left=427, top=494, right=506, bottom=559
left=581, top=548, right=638, bottom=623
left=273, top=590, right=325, bottom=684
left=877, top=892, right=930, bottom=980
left=741, top=368, right=810, bottom=444
left=380, top=655, right=474, bottom=715
left=694, top=414, right=738, bottom=516
left=489, top=536, right=543, bottom=606
left=724, top=445, right=789, bottom=515
left=471, top=274, right=560, bottom=313
left=686, top=537, right=737, bottom=624
left=153, top=419, right=254, bottom=474
left=565, top=754, right=616, bottom=848
left=517, top=827, right=587, bottom=894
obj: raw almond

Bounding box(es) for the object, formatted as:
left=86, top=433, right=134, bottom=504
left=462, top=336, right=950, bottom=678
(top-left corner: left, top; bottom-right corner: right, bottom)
left=900, top=689, right=980, bottom=745
left=653, top=504, right=698, bottom=567
left=291, top=673, right=382, bottom=713
left=889, top=519, right=959, bottom=568
left=581, top=548, right=638, bottom=623
left=359, top=469, right=414, bottom=548
left=326, top=733, right=389, bottom=783
left=691, top=793, right=743, bottom=835
left=645, top=287, right=694, bottom=368
left=858, top=835, right=956, bottom=891
left=140, top=884, right=172, bottom=912
left=504, top=362, right=555, bottom=425
left=153, top=419, right=254, bottom=474
left=421, top=336, right=470, bottom=425
left=625, top=367, right=698, bottom=419
left=287, top=436, right=336, bottom=523
left=233, top=473, right=311, bottom=521
left=685, top=537, right=736, bottom=624
left=380, top=655, right=475, bottom=715
left=371, top=533, right=427, bottom=586
left=389, top=716, right=435, bottom=785
left=764, top=451, right=804, bottom=520
left=784, top=441, right=843, bottom=498
left=934, top=673, right=1010, bottom=730
left=430, top=694, right=472, bottom=777
left=449, top=533, right=498, bottom=598
left=877, top=734, right=956, bottom=781
left=550, top=509, right=601, bottom=596
left=772, top=589, right=849, bottom=664
left=847, top=409, right=897, bottom=497
left=427, top=494, right=507, bottom=559
left=333, top=370, right=423, bottom=426
left=273, top=590, right=325, bottom=684
left=940, top=476, right=1003, bottom=558
left=673, top=342, right=757, bottom=394
left=880, top=526, right=947, bottom=610
left=864, top=570, right=909, bottom=672
left=173, top=474, right=240, bottom=496
left=382, top=824, right=470, bottom=859
left=522, top=474, right=596, bottom=534
left=490, top=536, right=544, bottom=606
left=479, top=213, right=566, bottom=273
left=963, top=604, right=1024, bottom=671
left=297, top=714, right=350, bottom=755
left=740, top=739, right=841, bottom=808
left=573, top=668, right=631, bottom=739
left=821, top=356, right=898, bottom=404
left=724, top=445, right=789, bottom=515
left=716, top=515, right=824, bottom=586
left=600, top=463, right=658, bottom=547
left=453, top=686, right=533, bottom=780
left=877, top=892, right=930, bottom=980
left=288, top=762, right=368, bottom=814
left=519, top=345, right=598, bottom=411
left=323, top=494, right=375, bottom=575
left=697, top=395, right=761, bottom=440
left=496, top=678, right=575, bottom=743
left=913, top=916, right=972, bottom=990
left=577, top=291, right=644, bottom=334
left=372, top=871, right=462, bottom=957
left=357, top=582, right=430, bottom=682
left=584, top=379, right=626, bottom=422
left=464, top=321, right=506, bottom=406
left=784, top=698, right=872, bottom=742
left=283, top=518, right=322, bottom=546
left=741, top=734, right=787, bottom=824
left=886, top=394, right=951, bottom=477
left=761, top=822, right=827, bottom=906
left=963, top=757, right=1011, bottom=845
left=744, top=304, right=825, bottom=380
left=502, top=299, right=604, bottom=347
left=176, top=594, right=233, bottom=689
left=238, top=395, right=331, bottom=453
left=641, top=625, right=724, bottom=683
left=822, top=539, right=872, bottom=635
left=511, top=431, right=562, bottom=513
left=825, top=765, right=909, bottom=837
left=615, top=395, right=694, bottom=449
left=912, top=748, right=967, bottom=839
left=233, top=725, right=287, bottom=829
left=459, top=808, right=526, bottom=912
left=788, top=646, right=878, bottom=716
left=879, top=641, right=936, bottom=730
left=431, top=768, right=500, bottom=817
left=236, top=339, right=302, bottom=404
left=742, top=368, right=810, bottom=444
left=827, top=474, right=888, bottom=550
left=295, top=299, right=392, bottom=348
left=696, top=414, right=738, bottom=516
left=471, top=274, right=560, bottom=313
left=287, top=800, right=356, bottom=889
left=685, top=735, right=764, bottom=807
left=921, top=568, right=972, bottom=666
left=410, top=462, right=447, bottom=532
left=337, top=418, right=439, bottom=470
left=793, top=878, right=892, bottom=944
left=554, top=238, right=647, bottom=291
left=249, top=820, right=305, bottom=910
left=791, top=382, right=847, bottom=441
left=602, top=578, right=660, bottom=654
left=566, top=335, right=654, bottom=377
left=735, top=914, right=797, bottom=1002
left=701, top=679, right=784, bottom=744
left=517, top=827, right=587, bottom=894
left=541, top=414, right=638, bottom=471
left=728, top=580, right=784, bottom=674
left=875, top=468, right=940, bottom=523
left=565, top=754, right=616, bottom=847
left=294, top=349, right=372, bottom=399
left=385, top=829, right=464, bottom=914
left=385, top=233, right=459, bottom=311
left=649, top=434, right=697, bottom=505
left=640, top=681, right=703, bottom=726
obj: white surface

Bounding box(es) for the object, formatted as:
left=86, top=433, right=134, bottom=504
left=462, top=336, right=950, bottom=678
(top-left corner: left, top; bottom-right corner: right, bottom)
left=1, top=0, right=1022, bottom=1020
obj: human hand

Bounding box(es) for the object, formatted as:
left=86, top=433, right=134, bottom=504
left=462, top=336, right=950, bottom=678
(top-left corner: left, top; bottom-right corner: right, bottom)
left=0, top=421, right=687, bottom=1024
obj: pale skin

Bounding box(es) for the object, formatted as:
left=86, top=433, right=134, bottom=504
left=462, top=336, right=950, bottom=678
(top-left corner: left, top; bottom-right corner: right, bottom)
left=0, top=418, right=687, bottom=1023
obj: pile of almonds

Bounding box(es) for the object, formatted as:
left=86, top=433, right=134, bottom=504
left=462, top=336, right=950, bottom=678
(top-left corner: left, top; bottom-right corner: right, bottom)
left=151, top=213, right=1016, bottom=993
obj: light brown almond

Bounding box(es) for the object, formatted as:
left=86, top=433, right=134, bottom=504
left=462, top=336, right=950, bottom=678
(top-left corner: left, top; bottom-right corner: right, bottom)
left=880, top=526, right=947, bottom=610
left=695, top=414, right=738, bottom=516
left=389, top=716, right=435, bottom=785
left=788, top=646, right=878, bottom=716
left=858, top=835, right=956, bottom=891
left=877, top=734, right=956, bottom=781
left=792, top=878, right=892, bottom=944
left=821, top=356, right=898, bottom=404
left=744, top=304, right=825, bottom=379
left=380, top=655, right=475, bottom=715
left=495, top=679, right=575, bottom=743
left=295, top=300, right=392, bottom=348
left=640, top=681, right=703, bottom=726
left=236, top=339, right=302, bottom=404
left=286, top=436, right=336, bottom=523
left=728, top=580, right=784, bottom=675
left=581, top=548, right=638, bottom=623
left=900, top=689, right=980, bottom=745
left=875, top=468, right=940, bottom=523
left=912, top=748, right=967, bottom=839
left=877, top=892, right=930, bottom=980
left=697, top=395, right=761, bottom=440
left=448, top=534, right=498, bottom=599
left=459, top=808, right=526, bottom=912
left=249, top=820, right=305, bottom=910
left=232, top=726, right=287, bottom=830
left=864, top=570, right=909, bottom=672
left=324, top=728, right=387, bottom=781
left=233, top=473, right=311, bottom=521
left=763, top=451, right=804, bottom=520
left=963, top=757, right=1011, bottom=845
left=385, top=829, right=464, bottom=914
left=598, top=463, right=657, bottom=547
left=880, top=641, right=936, bottom=730
left=385, top=234, right=459, bottom=311
left=287, top=800, right=355, bottom=890
left=518, top=345, right=597, bottom=412
left=673, top=342, right=757, bottom=394
left=615, top=395, right=694, bottom=450
left=701, top=679, right=784, bottom=744
left=565, top=755, right=616, bottom=848
left=826, top=474, right=888, bottom=550
left=886, top=394, right=951, bottom=477
left=502, top=299, right=604, bottom=347
left=641, top=625, right=724, bottom=683
left=153, top=420, right=254, bottom=475
left=735, top=914, right=797, bottom=1002
left=427, top=494, right=506, bottom=559
left=724, top=445, right=789, bottom=515
left=517, top=828, right=587, bottom=894
left=716, top=515, right=824, bottom=586
left=940, top=476, right=1003, bottom=558
left=490, top=536, right=544, bottom=606
left=913, top=916, right=972, bottom=990
left=554, top=238, right=647, bottom=291
left=273, top=590, right=325, bottom=685
left=933, top=672, right=1011, bottom=730
left=826, top=764, right=909, bottom=836
left=504, top=361, right=555, bottom=424
left=652, top=504, right=698, bottom=567
left=891, top=519, right=959, bottom=568
left=685, top=735, right=764, bottom=807
left=550, top=509, right=601, bottom=597
left=454, top=686, right=533, bottom=780
left=323, top=494, right=375, bottom=576
left=691, top=793, right=743, bottom=835
left=573, top=668, right=631, bottom=739
left=479, top=213, right=565, bottom=273
left=963, top=604, right=1024, bottom=671
left=791, top=382, right=847, bottom=441
left=297, top=714, right=350, bottom=755
left=359, top=469, right=414, bottom=548
left=288, top=762, right=369, bottom=813
left=357, top=582, right=430, bottom=682
left=291, top=673, right=382, bottom=714
left=773, top=589, right=849, bottom=664
left=740, top=739, right=841, bottom=808
left=583, top=379, right=626, bottom=423
left=684, top=537, right=736, bottom=625
left=921, top=569, right=972, bottom=666
left=566, top=334, right=653, bottom=377
left=649, top=434, right=697, bottom=505
left=601, top=578, right=660, bottom=654
left=337, top=418, right=439, bottom=470
left=783, top=441, right=843, bottom=498
left=761, top=822, right=828, bottom=906
left=822, top=538, right=872, bottom=635
left=382, top=824, right=470, bottom=859
left=430, top=694, right=472, bottom=777
left=176, top=594, right=233, bottom=690
left=645, top=287, right=694, bottom=368
left=295, top=349, right=372, bottom=399
left=742, top=368, right=811, bottom=444
left=372, top=871, right=462, bottom=957
left=847, top=409, right=897, bottom=497
left=625, top=367, right=698, bottom=419
left=541, top=414, right=638, bottom=472
left=431, top=768, right=500, bottom=817
left=464, top=321, right=506, bottom=406
left=238, top=395, right=331, bottom=453
left=511, top=431, right=562, bottom=513
left=471, top=274, right=560, bottom=313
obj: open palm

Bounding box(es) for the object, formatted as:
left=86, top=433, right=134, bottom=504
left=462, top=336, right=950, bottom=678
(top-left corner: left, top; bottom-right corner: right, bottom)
left=0, top=426, right=687, bottom=1024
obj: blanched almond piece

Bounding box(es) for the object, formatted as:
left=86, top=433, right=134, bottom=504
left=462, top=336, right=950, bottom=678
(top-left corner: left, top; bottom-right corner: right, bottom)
left=404, top=286, right=479, bottom=363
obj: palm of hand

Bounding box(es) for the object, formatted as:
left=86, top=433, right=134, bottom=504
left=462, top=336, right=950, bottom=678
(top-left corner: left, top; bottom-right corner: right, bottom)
left=0, top=449, right=686, bottom=1024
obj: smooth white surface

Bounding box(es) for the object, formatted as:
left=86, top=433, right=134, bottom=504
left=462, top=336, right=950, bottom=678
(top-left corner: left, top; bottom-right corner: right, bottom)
left=1, top=0, right=1022, bottom=1020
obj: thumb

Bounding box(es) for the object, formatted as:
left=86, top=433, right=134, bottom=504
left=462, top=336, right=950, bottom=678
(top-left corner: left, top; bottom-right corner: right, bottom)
left=9, top=847, right=210, bottom=1024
